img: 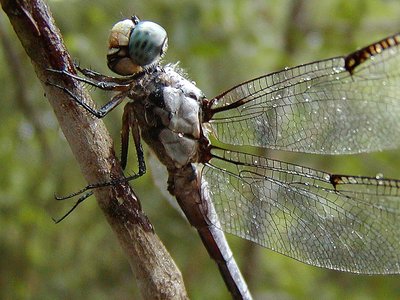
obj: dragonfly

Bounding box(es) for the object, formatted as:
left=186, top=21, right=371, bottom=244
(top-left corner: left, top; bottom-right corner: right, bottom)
left=50, top=16, right=400, bottom=300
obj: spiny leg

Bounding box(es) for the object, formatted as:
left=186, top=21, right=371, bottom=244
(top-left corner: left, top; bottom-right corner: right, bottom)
left=74, top=63, right=143, bottom=85
left=52, top=162, right=144, bottom=223
left=53, top=104, right=146, bottom=222
left=121, top=103, right=146, bottom=175
left=47, top=80, right=127, bottom=118
left=54, top=103, right=146, bottom=200
left=48, top=68, right=132, bottom=91
left=52, top=162, right=145, bottom=223
left=52, top=191, right=93, bottom=224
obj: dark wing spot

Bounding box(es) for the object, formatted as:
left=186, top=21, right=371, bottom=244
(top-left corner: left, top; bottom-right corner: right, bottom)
left=344, top=33, right=400, bottom=75
left=329, top=174, right=342, bottom=190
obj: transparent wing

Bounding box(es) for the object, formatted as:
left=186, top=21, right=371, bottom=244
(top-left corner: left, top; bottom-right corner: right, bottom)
left=209, top=34, right=400, bottom=154
left=202, top=147, right=400, bottom=274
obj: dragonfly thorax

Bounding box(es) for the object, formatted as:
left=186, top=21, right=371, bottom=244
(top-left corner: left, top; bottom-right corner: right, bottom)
left=131, top=65, right=205, bottom=169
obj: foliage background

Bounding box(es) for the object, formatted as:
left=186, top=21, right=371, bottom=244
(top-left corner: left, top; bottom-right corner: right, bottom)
left=1, top=0, right=400, bottom=299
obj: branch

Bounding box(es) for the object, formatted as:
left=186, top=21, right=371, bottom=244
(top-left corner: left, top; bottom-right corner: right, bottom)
left=0, top=0, right=188, bottom=299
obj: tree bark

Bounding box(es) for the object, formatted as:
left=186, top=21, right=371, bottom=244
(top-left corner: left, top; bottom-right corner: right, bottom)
left=0, top=1, right=188, bottom=299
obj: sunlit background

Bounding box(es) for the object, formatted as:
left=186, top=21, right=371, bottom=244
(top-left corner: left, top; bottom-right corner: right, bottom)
left=1, top=0, right=400, bottom=299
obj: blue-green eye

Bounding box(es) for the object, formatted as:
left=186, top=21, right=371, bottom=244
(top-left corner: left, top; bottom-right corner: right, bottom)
left=107, top=17, right=168, bottom=75
left=128, top=21, right=168, bottom=67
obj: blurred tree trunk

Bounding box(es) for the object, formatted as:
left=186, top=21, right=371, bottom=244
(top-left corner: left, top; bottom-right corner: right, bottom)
left=0, top=1, right=188, bottom=299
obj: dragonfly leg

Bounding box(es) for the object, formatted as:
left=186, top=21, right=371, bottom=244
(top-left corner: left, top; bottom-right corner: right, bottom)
left=53, top=169, right=145, bottom=222
left=48, top=67, right=131, bottom=90
left=52, top=102, right=146, bottom=222
left=52, top=191, right=93, bottom=223
left=121, top=103, right=146, bottom=176
left=74, top=63, right=142, bottom=86
left=47, top=79, right=126, bottom=118
left=48, top=69, right=147, bottom=220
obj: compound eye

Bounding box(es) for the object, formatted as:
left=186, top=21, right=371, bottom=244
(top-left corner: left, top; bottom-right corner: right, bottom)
left=128, top=21, right=168, bottom=67
left=107, top=18, right=168, bottom=75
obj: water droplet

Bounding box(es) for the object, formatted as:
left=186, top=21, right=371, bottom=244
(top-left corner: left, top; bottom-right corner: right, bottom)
left=332, top=67, right=342, bottom=73
left=375, top=173, right=384, bottom=179
left=349, top=177, right=357, bottom=184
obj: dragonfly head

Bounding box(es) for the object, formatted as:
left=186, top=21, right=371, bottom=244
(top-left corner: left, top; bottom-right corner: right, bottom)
left=107, top=16, right=168, bottom=76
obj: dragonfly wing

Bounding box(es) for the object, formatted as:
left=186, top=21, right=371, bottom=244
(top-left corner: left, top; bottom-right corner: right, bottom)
left=202, top=147, right=400, bottom=274
left=209, top=34, right=400, bottom=154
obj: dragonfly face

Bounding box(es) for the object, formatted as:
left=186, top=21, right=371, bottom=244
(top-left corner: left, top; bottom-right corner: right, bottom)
left=52, top=15, right=400, bottom=299
left=107, top=16, right=168, bottom=75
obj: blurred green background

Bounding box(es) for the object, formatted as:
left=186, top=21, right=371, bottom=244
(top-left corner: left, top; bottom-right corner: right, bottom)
left=1, top=0, right=400, bottom=299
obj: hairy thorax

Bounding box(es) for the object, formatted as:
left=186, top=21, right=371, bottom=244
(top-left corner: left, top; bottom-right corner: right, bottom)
left=128, top=64, right=206, bottom=170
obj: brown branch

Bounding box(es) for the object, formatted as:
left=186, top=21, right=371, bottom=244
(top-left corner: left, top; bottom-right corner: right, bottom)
left=0, top=0, right=188, bottom=299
